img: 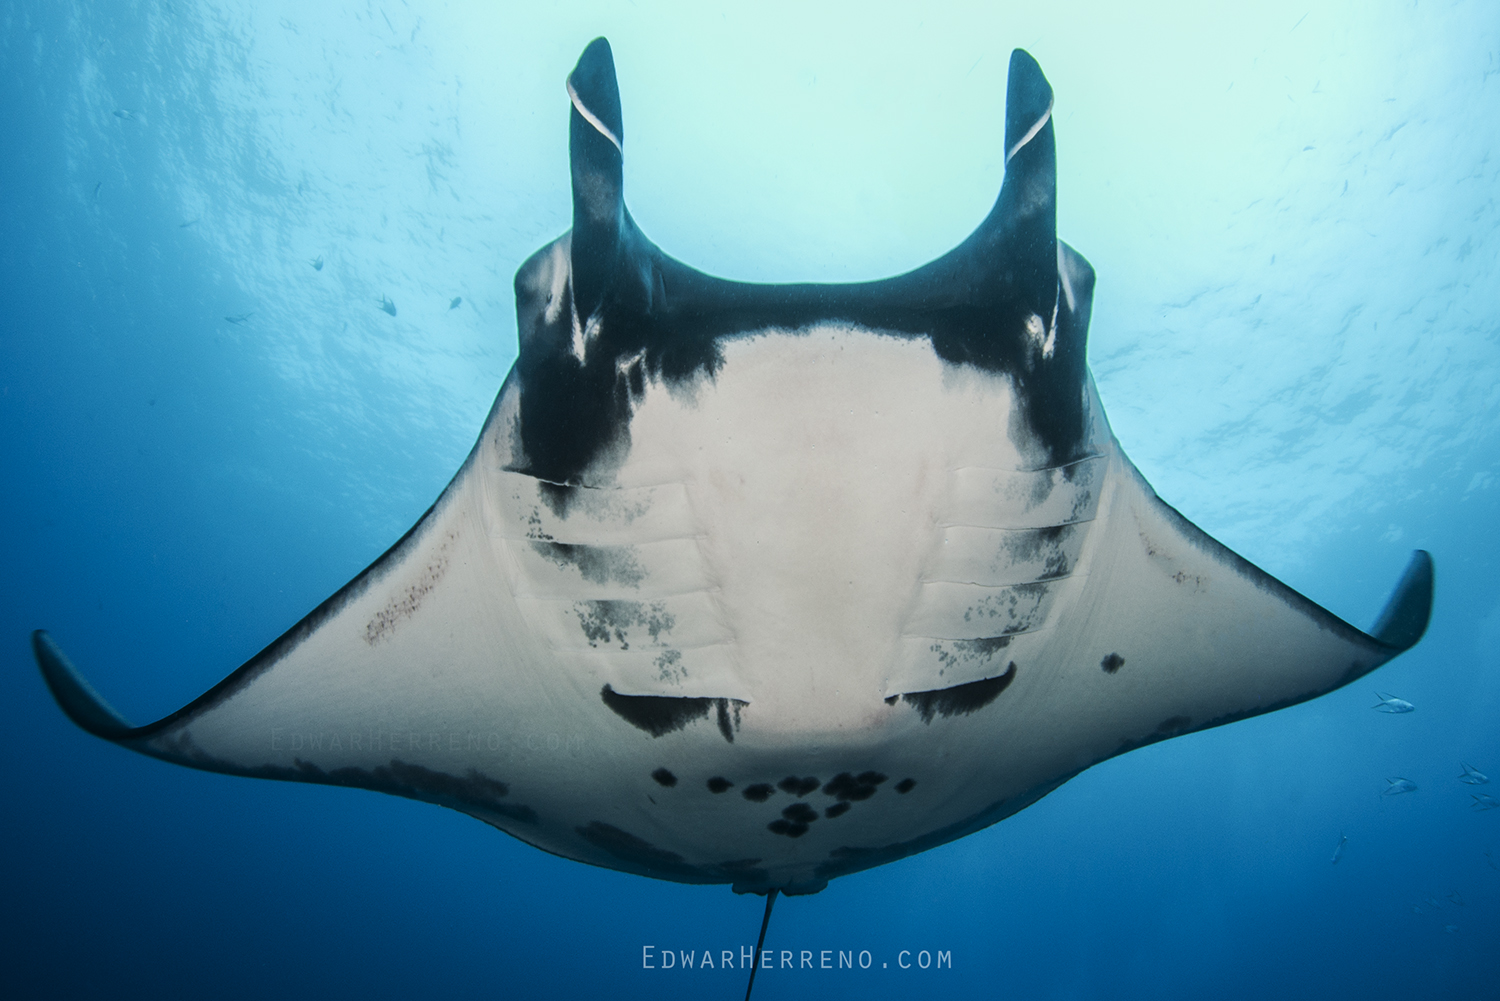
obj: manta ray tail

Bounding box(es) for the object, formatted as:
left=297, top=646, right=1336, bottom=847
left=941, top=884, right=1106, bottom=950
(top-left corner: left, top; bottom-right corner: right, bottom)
left=744, top=888, right=779, bottom=1001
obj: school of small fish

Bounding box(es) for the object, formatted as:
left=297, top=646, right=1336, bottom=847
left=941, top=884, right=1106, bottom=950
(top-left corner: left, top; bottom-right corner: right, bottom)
left=1342, top=688, right=1494, bottom=933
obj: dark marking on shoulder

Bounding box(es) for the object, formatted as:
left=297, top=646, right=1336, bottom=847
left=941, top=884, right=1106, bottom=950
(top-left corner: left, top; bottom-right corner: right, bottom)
left=895, top=778, right=916, bottom=794
left=651, top=767, right=677, bottom=787
left=537, top=481, right=577, bottom=518
left=901, top=662, right=1017, bottom=723
left=707, top=776, right=733, bottom=793
left=600, top=684, right=708, bottom=736
left=628, top=356, right=646, bottom=397
left=779, top=775, right=820, bottom=797
left=1101, top=652, right=1124, bottom=674
left=743, top=783, right=775, bottom=802
left=531, top=541, right=645, bottom=587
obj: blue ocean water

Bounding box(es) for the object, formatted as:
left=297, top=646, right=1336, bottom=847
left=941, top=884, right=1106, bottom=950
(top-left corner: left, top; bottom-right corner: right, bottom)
left=2, top=1, right=1498, bottom=998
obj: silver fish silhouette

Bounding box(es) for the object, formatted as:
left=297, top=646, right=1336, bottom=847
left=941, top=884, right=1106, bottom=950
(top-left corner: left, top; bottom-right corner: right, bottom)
left=1383, top=778, right=1418, bottom=796
left=1372, top=692, right=1414, bottom=713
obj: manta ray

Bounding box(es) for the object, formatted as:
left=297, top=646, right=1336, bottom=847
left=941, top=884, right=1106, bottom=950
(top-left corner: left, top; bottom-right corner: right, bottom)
left=35, top=40, right=1431, bottom=906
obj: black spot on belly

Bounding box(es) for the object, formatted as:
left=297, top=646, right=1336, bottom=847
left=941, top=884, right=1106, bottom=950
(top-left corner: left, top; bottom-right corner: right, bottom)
left=743, top=783, right=775, bottom=802
left=825, top=802, right=851, bottom=819
left=895, top=778, right=916, bottom=794
left=651, top=767, right=677, bottom=787
left=823, top=772, right=886, bottom=802
left=601, top=684, right=710, bottom=736
left=707, top=776, right=733, bottom=793
left=1101, top=652, right=1125, bottom=674
left=779, top=776, right=820, bottom=797
left=782, top=802, right=819, bottom=825
left=768, top=819, right=809, bottom=838
left=900, top=662, right=1017, bottom=724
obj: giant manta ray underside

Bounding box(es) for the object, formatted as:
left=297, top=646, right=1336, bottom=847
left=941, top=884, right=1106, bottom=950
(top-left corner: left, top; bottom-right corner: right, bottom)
left=36, top=39, right=1431, bottom=898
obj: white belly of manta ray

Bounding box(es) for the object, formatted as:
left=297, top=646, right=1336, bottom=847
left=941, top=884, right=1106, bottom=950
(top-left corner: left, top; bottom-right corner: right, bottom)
left=494, top=328, right=1101, bottom=888
left=34, top=38, right=1429, bottom=901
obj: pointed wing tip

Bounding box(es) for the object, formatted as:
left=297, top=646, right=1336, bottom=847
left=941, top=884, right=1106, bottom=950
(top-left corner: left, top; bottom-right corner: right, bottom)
left=570, top=36, right=615, bottom=92
left=568, top=37, right=623, bottom=141
left=1009, top=48, right=1043, bottom=76
left=1371, top=550, right=1434, bottom=652
left=578, top=35, right=613, bottom=65
left=1005, top=48, right=1053, bottom=144
left=31, top=630, right=137, bottom=741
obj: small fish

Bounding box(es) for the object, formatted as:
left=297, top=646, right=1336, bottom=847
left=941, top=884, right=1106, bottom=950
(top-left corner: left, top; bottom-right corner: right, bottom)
left=1448, top=891, right=1465, bottom=907
left=1425, top=895, right=1443, bottom=909
left=1458, top=763, right=1489, bottom=785
left=1383, top=778, right=1417, bottom=796
left=92, top=181, right=101, bottom=200
left=1486, top=850, right=1498, bottom=870
left=449, top=296, right=462, bottom=310
left=1412, top=904, right=1425, bottom=915
left=378, top=295, right=397, bottom=317
left=1372, top=692, right=1414, bottom=713
left=178, top=218, right=199, bottom=229
left=224, top=312, right=252, bottom=324
left=1331, top=832, right=1347, bottom=864
left=113, top=109, right=137, bottom=121
left=1445, top=924, right=1458, bottom=933
left=1472, top=793, right=1500, bottom=811
left=310, top=256, right=323, bottom=271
